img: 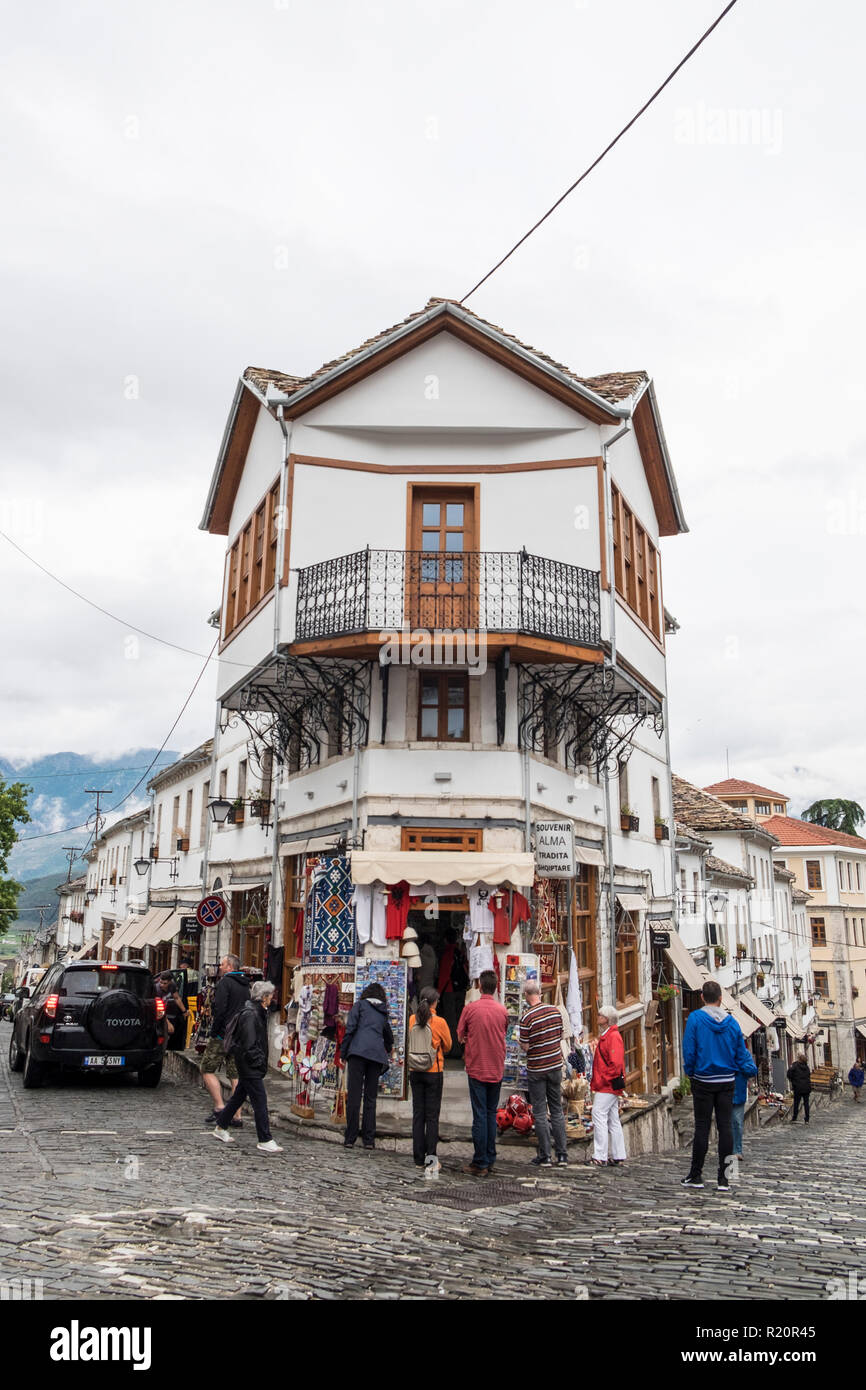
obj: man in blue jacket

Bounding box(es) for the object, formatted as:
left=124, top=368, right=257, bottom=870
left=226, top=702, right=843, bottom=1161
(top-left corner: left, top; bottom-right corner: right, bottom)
left=681, top=980, right=757, bottom=1192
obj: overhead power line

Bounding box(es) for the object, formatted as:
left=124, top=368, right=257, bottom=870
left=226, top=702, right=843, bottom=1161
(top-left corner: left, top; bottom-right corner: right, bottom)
left=17, top=638, right=218, bottom=845
left=461, top=0, right=741, bottom=303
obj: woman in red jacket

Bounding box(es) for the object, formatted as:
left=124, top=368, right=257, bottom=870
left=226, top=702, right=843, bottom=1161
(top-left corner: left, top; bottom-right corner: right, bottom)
left=590, top=1005, right=627, bottom=1167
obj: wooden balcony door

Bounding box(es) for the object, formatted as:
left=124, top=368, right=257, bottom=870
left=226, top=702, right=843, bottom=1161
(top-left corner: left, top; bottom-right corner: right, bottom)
left=407, top=484, right=478, bottom=630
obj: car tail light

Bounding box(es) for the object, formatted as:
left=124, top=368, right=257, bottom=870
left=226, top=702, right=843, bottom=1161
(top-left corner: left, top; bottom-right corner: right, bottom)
left=39, top=1034, right=51, bottom=1044
left=42, top=995, right=60, bottom=1020
left=155, top=997, right=165, bottom=1019
left=102, top=964, right=118, bottom=971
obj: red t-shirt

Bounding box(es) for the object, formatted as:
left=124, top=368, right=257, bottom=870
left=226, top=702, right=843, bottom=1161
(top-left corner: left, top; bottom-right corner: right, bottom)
left=490, top=890, right=531, bottom=945
left=457, top=993, right=508, bottom=1083
left=385, top=881, right=410, bottom=940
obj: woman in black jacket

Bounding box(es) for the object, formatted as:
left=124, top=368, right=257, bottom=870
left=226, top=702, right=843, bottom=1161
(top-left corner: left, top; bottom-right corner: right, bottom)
left=343, top=983, right=394, bottom=1150
left=212, top=982, right=283, bottom=1153
left=787, top=1054, right=812, bottom=1124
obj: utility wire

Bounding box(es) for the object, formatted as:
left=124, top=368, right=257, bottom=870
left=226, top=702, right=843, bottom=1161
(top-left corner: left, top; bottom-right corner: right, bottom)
left=16, top=638, right=218, bottom=844
left=461, top=0, right=741, bottom=303
left=0, top=764, right=175, bottom=781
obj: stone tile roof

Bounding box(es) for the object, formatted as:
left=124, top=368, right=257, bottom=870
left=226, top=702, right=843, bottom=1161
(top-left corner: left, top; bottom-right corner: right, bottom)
left=675, top=820, right=712, bottom=848
left=761, top=814, right=866, bottom=851
left=773, top=864, right=796, bottom=881
left=705, top=854, right=754, bottom=884
left=672, top=775, right=779, bottom=841
left=242, top=298, right=648, bottom=409
left=791, top=887, right=812, bottom=904
left=704, top=778, right=789, bottom=801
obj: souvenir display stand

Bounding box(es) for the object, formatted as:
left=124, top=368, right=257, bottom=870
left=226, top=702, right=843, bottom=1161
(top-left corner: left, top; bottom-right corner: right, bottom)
left=501, top=953, right=540, bottom=1087
left=354, top=957, right=408, bottom=1099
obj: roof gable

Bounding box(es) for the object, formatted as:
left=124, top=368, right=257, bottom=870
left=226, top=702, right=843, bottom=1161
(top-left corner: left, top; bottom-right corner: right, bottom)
left=704, top=778, right=789, bottom=801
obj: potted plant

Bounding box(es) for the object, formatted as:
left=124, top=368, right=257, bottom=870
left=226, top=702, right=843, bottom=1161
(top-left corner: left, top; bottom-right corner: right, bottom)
left=620, top=805, right=639, bottom=833
left=176, top=835, right=190, bottom=852
left=150, top=846, right=159, bottom=860
left=736, top=943, right=747, bottom=960
left=654, top=817, right=669, bottom=841
left=755, top=971, right=765, bottom=988
left=714, top=945, right=727, bottom=967
left=249, top=789, right=270, bottom=819
left=656, top=983, right=680, bottom=1002
left=672, top=1075, right=691, bottom=1105
left=229, top=797, right=245, bottom=826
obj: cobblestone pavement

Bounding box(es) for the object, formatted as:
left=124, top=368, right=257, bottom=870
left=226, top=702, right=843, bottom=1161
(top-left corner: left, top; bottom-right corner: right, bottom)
left=2, top=1023, right=864, bottom=1301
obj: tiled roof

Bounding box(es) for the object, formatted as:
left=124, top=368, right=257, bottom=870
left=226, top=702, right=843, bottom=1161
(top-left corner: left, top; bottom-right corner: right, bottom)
left=242, top=298, right=648, bottom=410
left=761, top=814, right=866, bottom=851
left=675, top=820, right=711, bottom=848
left=791, top=887, right=811, bottom=904
left=773, top=864, right=796, bottom=881
left=704, top=778, right=789, bottom=801
left=672, top=775, right=779, bottom=841
left=705, top=854, right=754, bottom=884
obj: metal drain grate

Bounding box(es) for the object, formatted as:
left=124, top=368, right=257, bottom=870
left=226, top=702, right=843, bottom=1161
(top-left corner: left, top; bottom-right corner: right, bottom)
left=403, top=1179, right=548, bottom=1211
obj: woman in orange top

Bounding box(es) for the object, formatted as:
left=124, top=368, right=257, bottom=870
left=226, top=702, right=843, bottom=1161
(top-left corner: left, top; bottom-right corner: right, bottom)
left=408, top=987, right=452, bottom=1168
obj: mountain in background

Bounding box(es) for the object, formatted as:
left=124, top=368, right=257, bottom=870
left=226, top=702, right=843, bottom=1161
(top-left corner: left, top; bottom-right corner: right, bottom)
left=0, top=871, right=66, bottom=957
left=2, top=750, right=180, bottom=882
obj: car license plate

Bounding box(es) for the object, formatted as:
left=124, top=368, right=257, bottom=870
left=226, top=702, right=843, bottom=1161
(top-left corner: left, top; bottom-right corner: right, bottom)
left=84, top=1056, right=125, bottom=1067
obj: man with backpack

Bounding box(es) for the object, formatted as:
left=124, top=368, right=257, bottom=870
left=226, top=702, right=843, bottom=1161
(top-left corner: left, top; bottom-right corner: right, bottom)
left=212, top=981, right=283, bottom=1154
left=407, top=986, right=452, bottom=1169
left=201, top=954, right=250, bottom=1125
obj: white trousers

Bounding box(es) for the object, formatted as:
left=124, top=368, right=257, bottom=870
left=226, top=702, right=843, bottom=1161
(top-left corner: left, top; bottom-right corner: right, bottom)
left=592, top=1091, right=626, bottom=1162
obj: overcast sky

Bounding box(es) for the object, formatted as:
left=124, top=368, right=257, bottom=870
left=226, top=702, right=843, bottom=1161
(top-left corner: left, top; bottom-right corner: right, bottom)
left=2, top=0, right=864, bottom=819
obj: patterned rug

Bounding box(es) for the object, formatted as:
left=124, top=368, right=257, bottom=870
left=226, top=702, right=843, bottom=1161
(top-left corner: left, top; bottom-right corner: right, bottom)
left=303, top=856, right=357, bottom=966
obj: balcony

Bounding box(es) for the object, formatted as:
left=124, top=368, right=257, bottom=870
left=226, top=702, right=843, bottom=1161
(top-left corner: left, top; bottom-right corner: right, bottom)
left=294, top=549, right=601, bottom=655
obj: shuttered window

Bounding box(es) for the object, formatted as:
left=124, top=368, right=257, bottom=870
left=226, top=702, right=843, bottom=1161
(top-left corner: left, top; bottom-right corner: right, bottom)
left=611, top=484, right=661, bottom=639
left=223, top=480, right=281, bottom=639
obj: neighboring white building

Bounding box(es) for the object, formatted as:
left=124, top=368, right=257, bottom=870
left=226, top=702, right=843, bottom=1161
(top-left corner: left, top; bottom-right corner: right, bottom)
left=82, top=810, right=150, bottom=959
left=194, top=297, right=689, bottom=1094
left=55, top=875, right=87, bottom=960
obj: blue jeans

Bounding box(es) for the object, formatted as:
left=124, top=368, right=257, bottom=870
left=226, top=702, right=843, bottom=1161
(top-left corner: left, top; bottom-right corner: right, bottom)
left=731, top=1102, right=745, bottom=1157
left=468, top=1077, right=501, bottom=1169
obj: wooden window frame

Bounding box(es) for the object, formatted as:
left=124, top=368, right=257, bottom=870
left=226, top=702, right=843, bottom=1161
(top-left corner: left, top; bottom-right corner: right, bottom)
left=813, top=970, right=829, bottom=996
left=806, top=860, right=822, bottom=891
left=611, top=483, right=662, bottom=640
left=401, top=826, right=482, bottom=851
left=810, top=916, right=826, bottom=946
left=615, top=909, right=640, bottom=1006
left=418, top=672, right=469, bottom=742
left=620, top=1020, right=643, bottom=1093
left=223, top=479, right=281, bottom=641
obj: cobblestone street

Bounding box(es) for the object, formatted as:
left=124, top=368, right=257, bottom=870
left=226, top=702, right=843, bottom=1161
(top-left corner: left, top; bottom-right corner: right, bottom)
left=2, top=1023, right=864, bottom=1302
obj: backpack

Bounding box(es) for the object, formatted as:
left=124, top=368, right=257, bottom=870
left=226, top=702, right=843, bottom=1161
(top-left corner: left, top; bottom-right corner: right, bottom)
left=408, top=1020, right=435, bottom=1072
left=222, top=1009, right=244, bottom=1058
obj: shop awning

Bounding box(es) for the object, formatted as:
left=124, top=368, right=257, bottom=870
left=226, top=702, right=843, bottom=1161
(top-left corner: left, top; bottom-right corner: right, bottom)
left=227, top=879, right=269, bottom=891
left=784, top=1014, right=806, bottom=1041
left=856, top=1023, right=866, bottom=1042
left=106, top=914, right=147, bottom=952
left=124, top=907, right=173, bottom=949
left=150, top=909, right=186, bottom=945
left=721, top=990, right=760, bottom=1038
left=739, top=989, right=776, bottom=1028
left=349, top=850, right=535, bottom=889
left=280, top=834, right=345, bottom=857
left=663, top=930, right=706, bottom=992
left=69, top=939, right=98, bottom=961
left=574, top=845, right=605, bottom=868
left=616, top=893, right=646, bottom=913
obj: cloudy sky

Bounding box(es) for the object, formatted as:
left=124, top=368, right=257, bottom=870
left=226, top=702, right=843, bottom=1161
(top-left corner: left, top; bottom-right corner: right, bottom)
left=2, top=0, right=864, bottom=819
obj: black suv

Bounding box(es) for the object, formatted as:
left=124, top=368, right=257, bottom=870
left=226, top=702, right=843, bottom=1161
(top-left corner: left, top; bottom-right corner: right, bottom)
left=8, top=961, right=167, bottom=1088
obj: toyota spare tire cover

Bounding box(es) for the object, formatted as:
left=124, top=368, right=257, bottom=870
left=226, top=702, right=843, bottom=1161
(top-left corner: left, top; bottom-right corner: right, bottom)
left=87, top=990, right=147, bottom=1048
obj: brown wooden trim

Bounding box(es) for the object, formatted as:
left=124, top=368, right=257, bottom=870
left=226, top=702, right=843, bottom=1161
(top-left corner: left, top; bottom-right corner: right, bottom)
left=281, top=455, right=294, bottom=587
left=226, top=473, right=281, bottom=549
left=287, top=632, right=604, bottom=665
left=615, top=593, right=666, bottom=656
left=401, top=826, right=482, bottom=851
left=209, top=387, right=260, bottom=536
left=292, top=452, right=602, bottom=477
left=596, top=458, right=608, bottom=591
left=633, top=394, right=681, bottom=537
left=283, top=318, right=620, bottom=425
left=218, top=584, right=275, bottom=653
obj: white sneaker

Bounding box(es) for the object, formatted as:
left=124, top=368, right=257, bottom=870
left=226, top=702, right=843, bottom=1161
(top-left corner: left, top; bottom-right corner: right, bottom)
left=212, top=1127, right=234, bottom=1144
left=257, top=1140, right=284, bottom=1154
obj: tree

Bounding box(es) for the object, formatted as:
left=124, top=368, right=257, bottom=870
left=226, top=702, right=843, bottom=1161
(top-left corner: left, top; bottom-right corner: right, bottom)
left=801, top=798, right=865, bottom=838
left=0, top=778, right=32, bottom=947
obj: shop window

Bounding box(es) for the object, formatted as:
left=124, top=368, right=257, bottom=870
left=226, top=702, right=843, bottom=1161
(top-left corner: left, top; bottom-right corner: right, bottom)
left=566, top=866, right=597, bottom=1039
left=615, top=909, right=640, bottom=1005
left=231, top=886, right=269, bottom=968
left=811, top=917, right=826, bottom=946
left=401, top=827, right=482, bottom=851
left=282, top=855, right=306, bottom=979
left=419, top=673, right=469, bottom=741
left=621, top=1020, right=643, bottom=1092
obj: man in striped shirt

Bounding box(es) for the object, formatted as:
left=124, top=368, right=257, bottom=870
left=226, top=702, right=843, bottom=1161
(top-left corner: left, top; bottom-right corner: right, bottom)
left=519, top=981, right=568, bottom=1167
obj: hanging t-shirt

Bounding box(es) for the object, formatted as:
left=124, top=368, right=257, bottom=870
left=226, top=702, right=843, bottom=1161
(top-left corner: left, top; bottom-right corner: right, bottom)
left=385, top=881, right=411, bottom=940
left=490, top=889, right=531, bottom=945
left=469, top=941, right=494, bottom=980
left=352, top=884, right=387, bottom=947
left=468, top=886, right=495, bottom=935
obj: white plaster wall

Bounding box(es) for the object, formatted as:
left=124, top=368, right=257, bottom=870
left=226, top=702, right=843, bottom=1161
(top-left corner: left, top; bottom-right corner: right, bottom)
left=228, top=406, right=283, bottom=541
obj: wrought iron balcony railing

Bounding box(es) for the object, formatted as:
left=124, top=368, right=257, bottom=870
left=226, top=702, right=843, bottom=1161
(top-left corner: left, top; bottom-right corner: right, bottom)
left=295, top=548, right=601, bottom=647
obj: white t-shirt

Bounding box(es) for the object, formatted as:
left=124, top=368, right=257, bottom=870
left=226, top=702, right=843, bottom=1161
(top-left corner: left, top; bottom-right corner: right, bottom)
left=468, top=886, right=495, bottom=935
left=352, top=884, right=387, bottom=947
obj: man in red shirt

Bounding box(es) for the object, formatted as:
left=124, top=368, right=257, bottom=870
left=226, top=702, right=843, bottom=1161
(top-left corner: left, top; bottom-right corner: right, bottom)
left=457, top=969, right=508, bottom=1176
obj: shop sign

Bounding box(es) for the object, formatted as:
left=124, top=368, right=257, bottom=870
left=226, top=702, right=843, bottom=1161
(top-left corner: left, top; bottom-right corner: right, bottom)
left=651, top=929, right=671, bottom=949
left=534, top=821, right=575, bottom=878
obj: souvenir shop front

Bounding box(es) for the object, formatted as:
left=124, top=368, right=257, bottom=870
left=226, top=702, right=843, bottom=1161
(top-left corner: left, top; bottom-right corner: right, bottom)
left=271, top=840, right=610, bottom=1113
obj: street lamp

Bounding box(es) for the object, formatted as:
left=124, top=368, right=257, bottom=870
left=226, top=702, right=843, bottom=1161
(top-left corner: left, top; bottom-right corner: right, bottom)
left=208, top=798, right=232, bottom=824
left=759, top=958, right=774, bottom=972
left=84, top=888, right=97, bottom=905
left=134, top=857, right=151, bottom=877
left=792, top=974, right=803, bottom=994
